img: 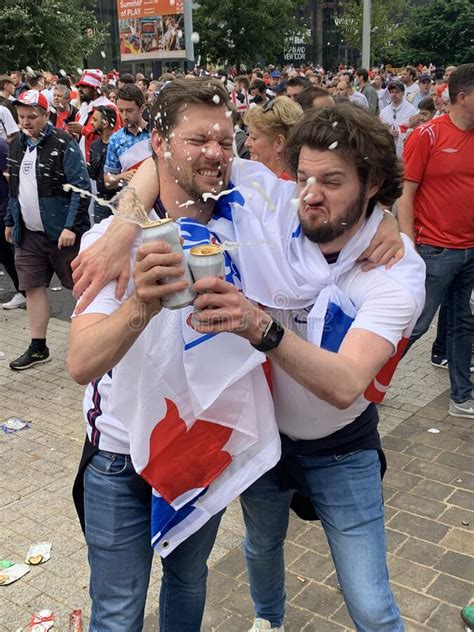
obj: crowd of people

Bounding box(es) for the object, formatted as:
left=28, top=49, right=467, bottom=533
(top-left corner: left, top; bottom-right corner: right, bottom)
left=0, top=58, right=472, bottom=632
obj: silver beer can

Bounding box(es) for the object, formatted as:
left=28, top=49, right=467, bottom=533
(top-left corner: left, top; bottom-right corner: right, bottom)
left=188, top=244, right=226, bottom=327
left=188, top=244, right=226, bottom=282
left=141, top=218, right=196, bottom=310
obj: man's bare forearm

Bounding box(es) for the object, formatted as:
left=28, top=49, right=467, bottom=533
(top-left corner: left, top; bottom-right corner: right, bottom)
left=68, top=296, right=155, bottom=384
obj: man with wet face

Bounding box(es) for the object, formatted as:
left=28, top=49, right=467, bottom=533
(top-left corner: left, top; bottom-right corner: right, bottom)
left=67, top=78, right=235, bottom=632
left=4, top=90, right=90, bottom=370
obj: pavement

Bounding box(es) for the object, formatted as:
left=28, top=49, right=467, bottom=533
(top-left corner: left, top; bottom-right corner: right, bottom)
left=0, top=276, right=472, bottom=632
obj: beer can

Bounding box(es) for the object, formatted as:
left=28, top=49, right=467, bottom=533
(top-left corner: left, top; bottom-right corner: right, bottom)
left=188, top=244, right=225, bottom=282
left=141, top=218, right=195, bottom=310
left=188, top=244, right=225, bottom=328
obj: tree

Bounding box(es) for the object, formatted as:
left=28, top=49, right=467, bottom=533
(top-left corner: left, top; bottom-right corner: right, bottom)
left=0, top=0, right=107, bottom=72
left=404, top=0, right=474, bottom=66
left=193, top=0, right=306, bottom=70
left=338, top=0, right=412, bottom=66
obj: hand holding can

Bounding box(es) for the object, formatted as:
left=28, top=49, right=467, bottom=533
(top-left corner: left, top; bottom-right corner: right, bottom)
left=188, top=244, right=225, bottom=326
left=137, top=219, right=195, bottom=310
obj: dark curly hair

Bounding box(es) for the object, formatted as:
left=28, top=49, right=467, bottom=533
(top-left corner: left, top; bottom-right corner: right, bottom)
left=285, top=102, right=404, bottom=211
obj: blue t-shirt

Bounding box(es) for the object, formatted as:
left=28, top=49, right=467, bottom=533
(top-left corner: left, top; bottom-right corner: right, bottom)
left=104, top=126, right=151, bottom=175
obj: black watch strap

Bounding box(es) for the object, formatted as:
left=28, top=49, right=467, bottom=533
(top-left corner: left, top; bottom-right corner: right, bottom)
left=251, top=319, right=285, bottom=353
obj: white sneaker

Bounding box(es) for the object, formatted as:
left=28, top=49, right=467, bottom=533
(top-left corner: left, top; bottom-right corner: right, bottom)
left=248, top=619, right=284, bottom=631
left=2, top=292, right=27, bottom=310
left=449, top=399, right=474, bottom=419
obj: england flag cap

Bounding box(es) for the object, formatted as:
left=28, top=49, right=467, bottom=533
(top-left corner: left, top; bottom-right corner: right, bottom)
left=77, top=69, right=104, bottom=89
left=13, top=89, right=50, bottom=112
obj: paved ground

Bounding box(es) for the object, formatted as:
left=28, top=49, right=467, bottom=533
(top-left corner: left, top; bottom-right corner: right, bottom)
left=0, top=278, right=472, bottom=632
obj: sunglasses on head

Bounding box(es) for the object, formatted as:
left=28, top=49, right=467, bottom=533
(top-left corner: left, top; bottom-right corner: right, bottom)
left=261, top=99, right=276, bottom=113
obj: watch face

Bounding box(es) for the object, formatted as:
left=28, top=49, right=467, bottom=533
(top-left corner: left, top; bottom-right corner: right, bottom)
left=253, top=319, right=284, bottom=352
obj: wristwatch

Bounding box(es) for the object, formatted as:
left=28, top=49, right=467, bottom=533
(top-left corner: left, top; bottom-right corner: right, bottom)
left=251, top=318, right=285, bottom=353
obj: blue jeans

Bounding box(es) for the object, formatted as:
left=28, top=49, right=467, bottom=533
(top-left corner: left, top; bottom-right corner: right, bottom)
left=408, top=245, right=474, bottom=403
left=240, top=441, right=403, bottom=631
left=84, top=450, right=223, bottom=631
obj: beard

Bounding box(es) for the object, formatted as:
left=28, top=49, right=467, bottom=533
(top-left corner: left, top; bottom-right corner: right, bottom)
left=168, top=161, right=229, bottom=201
left=299, top=189, right=366, bottom=244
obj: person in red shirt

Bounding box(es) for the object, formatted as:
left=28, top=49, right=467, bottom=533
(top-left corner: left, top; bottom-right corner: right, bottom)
left=67, top=69, right=121, bottom=162
left=49, top=85, right=78, bottom=129
left=398, top=63, right=474, bottom=419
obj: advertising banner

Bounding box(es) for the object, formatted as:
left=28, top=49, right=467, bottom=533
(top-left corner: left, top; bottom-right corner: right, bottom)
left=117, top=0, right=189, bottom=61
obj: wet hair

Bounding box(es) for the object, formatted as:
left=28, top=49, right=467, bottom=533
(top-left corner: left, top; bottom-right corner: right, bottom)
left=95, top=105, right=117, bottom=128
left=244, top=96, right=303, bottom=139
left=151, top=77, right=230, bottom=135
left=117, top=84, right=144, bottom=107
left=448, top=63, right=474, bottom=104
left=418, top=96, right=435, bottom=112
left=296, top=86, right=332, bottom=111
left=285, top=102, right=403, bottom=210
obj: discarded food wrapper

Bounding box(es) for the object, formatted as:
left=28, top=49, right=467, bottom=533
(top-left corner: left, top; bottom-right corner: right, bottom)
left=0, top=560, right=14, bottom=569
left=26, top=542, right=52, bottom=565
left=28, top=609, right=55, bottom=631
left=69, top=609, right=83, bottom=632
left=427, top=428, right=440, bottom=434
left=0, top=352, right=5, bottom=360
left=0, top=563, right=30, bottom=585
left=1, top=418, right=31, bottom=433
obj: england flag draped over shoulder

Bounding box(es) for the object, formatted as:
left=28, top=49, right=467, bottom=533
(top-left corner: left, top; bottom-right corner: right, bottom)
left=109, top=211, right=280, bottom=557
left=227, top=157, right=426, bottom=404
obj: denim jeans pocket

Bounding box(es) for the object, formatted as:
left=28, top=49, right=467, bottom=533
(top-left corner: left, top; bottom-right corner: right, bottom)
left=88, top=451, right=131, bottom=476
left=334, top=449, right=364, bottom=462
left=416, top=244, right=448, bottom=258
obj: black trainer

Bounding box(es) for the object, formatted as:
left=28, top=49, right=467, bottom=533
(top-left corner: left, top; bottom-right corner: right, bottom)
left=10, top=345, right=51, bottom=370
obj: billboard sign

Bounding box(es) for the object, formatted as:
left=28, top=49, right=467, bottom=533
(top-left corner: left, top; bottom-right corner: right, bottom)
left=117, top=0, right=193, bottom=61
left=280, top=30, right=312, bottom=65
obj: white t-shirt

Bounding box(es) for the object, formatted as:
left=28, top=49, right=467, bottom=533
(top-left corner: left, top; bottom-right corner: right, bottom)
left=404, top=83, right=420, bottom=104
left=380, top=99, right=418, bottom=156
left=75, top=218, right=139, bottom=453
left=270, top=261, right=417, bottom=440
left=350, top=92, right=369, bottom=109
left=0, top=104, right=19, bottom=140
left=18, top=146, right=44, bottom=232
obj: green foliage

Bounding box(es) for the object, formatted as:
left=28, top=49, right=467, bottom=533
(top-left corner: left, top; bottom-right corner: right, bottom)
left=338, top=0, right=411, bottom=65
left=193, top=0, right=306, bottom=69
left=404, top=0, right=474, bottom=66
left=0, top=0, right=108, bottom=72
